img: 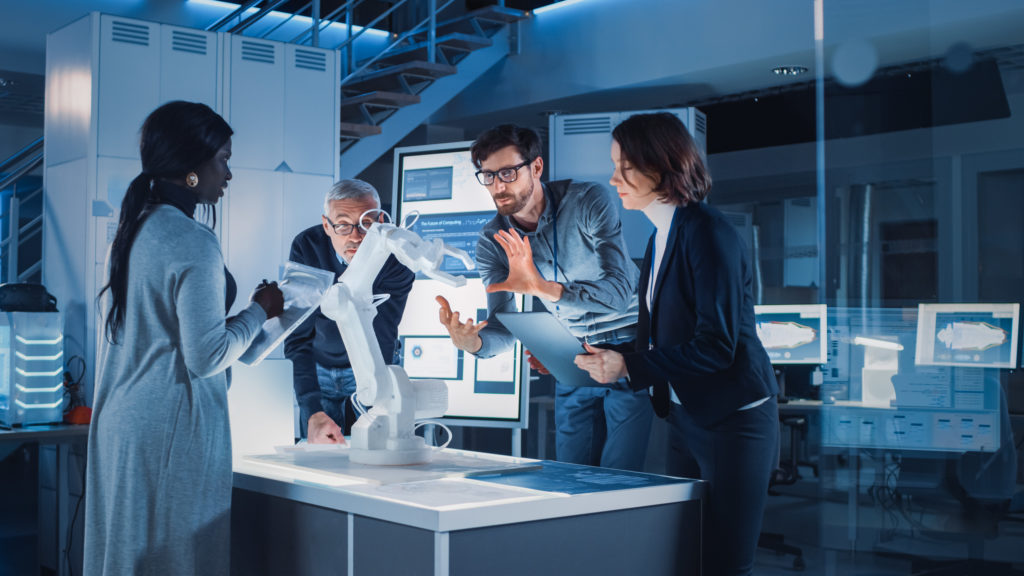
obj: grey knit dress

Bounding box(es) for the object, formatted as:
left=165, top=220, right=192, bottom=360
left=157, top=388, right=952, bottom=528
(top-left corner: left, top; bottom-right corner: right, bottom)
left=84, top=204, right=266, bottom=576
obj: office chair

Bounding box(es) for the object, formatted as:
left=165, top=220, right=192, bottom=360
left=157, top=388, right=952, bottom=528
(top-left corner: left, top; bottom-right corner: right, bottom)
left=771, top=366, right=820, bottom=485
left=771, top=414, right=819, bottom=487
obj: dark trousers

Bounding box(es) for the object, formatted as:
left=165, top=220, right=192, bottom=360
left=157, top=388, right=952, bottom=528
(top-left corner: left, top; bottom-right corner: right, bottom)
left=666, top=396, right=778, bottom=576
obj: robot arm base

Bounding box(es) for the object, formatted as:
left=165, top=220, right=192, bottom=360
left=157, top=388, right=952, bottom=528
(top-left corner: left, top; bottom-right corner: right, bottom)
left=349, top=441, right=434, bottom=466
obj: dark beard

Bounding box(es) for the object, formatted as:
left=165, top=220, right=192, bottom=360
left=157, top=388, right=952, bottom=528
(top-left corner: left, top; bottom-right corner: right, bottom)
left=494, top=179, right=533, bottom=216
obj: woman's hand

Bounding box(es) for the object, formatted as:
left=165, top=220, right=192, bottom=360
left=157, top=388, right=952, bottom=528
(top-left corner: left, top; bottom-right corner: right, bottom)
left=252, top=279, right=284, bottom=319
left=575, top=342, right=628, bottom=384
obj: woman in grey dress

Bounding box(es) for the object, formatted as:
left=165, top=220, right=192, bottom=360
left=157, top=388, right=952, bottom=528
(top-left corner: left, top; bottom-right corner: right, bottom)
left=84, top=101, right=284, bottom=576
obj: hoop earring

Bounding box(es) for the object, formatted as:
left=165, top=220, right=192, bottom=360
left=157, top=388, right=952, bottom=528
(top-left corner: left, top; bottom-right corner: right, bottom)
left=186, top=172, right=199, bottom=188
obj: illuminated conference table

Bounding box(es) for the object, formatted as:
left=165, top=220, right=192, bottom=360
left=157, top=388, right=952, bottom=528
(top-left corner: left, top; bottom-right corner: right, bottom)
left=231, top=447, right=704, bottom=576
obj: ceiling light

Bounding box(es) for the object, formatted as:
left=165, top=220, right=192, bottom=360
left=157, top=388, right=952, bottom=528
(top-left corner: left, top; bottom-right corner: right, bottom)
left=772, top=65, right=808, bottom=76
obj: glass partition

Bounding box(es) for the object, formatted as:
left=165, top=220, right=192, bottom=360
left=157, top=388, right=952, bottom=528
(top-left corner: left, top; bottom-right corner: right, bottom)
left=706, top=1, right=1024, bottom=572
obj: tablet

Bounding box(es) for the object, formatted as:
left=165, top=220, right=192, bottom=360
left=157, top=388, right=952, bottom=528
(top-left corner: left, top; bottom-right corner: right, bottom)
left=495, top=311, right=610, bottom=388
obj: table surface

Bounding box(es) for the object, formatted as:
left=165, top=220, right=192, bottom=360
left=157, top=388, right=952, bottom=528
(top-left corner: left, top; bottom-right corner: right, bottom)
left=234, top=447, right=703, bottom=532
left=0, top=423, right=89, bottom=442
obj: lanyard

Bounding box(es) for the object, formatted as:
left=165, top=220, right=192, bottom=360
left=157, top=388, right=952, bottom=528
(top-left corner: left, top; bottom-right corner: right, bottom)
left=552, top=211, right=559, bottom=313
left=551, top=211, right=558, bottom=283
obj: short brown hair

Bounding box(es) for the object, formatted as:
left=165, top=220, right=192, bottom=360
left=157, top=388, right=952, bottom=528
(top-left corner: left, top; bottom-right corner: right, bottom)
left=470, top=124, right=542, bottom=168
left=612, top=112, right=711, bottom=206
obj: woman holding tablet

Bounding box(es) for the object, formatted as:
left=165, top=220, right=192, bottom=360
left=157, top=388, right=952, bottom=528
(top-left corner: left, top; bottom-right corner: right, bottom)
left=574, top=112, right=778, bottom=576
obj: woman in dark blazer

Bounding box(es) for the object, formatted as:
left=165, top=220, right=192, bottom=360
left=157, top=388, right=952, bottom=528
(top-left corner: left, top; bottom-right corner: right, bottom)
left=575, top=112, right=778, bottom=576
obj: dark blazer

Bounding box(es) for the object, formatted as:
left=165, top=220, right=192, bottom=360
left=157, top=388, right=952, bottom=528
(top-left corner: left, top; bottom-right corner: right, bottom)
left=622, top=202, right=777, bottom=428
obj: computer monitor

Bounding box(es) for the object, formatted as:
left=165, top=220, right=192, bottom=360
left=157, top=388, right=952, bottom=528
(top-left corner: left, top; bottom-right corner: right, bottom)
left=392, top=142, right=529, bottom=429
left=915, top=303, right=1019, bottom=369
left=754, top=304, right=827, bottom=365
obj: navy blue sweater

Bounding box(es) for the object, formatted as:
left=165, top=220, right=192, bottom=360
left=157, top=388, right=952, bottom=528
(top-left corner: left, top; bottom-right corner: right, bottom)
left=284, top=224, right=415, bottom=418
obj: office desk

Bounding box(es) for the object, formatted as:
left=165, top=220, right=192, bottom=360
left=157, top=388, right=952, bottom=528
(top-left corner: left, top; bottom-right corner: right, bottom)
left=232, top=448, right=704, bottom=576
left=0, top=423, right=89, bottom=576
left=777, top=397, right=825, bottom=414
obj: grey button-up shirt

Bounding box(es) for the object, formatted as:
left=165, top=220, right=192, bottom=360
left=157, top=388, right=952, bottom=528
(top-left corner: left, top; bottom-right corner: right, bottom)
left=474, top=179, right=640, bottom=358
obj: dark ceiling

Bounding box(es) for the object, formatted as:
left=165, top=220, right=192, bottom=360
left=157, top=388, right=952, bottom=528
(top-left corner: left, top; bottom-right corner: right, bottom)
left=700, top=59, right=1011, bottom=154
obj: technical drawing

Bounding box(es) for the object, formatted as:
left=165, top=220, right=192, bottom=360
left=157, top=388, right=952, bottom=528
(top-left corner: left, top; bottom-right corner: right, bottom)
left=756, top=321, right=817, bottom=349
left=936, top=321, right=1007, bottom=351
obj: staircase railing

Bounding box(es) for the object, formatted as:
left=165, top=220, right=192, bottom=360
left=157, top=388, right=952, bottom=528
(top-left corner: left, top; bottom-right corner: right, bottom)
left=336, top=0, right=456, bottom=83
left=204, top=0, right=458, bottom=76
left=0, top=137, right=43, bottom=179
left=0, top=137, right=45, bottom=283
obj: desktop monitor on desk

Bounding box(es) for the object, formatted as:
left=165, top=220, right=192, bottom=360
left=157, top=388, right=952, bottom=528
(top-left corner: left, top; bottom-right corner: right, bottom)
left=755, top=304, right=827, bottom=365
left=914, top=303, right=1019, bottom=369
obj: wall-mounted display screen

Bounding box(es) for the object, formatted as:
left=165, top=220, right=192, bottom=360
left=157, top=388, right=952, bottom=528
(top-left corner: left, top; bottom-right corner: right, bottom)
left=392, top=142, right=528, bottom=429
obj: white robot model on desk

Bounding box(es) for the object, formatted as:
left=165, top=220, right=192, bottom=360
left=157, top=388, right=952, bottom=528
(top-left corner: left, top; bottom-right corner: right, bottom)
left=319, top=211, right=473, bottom=466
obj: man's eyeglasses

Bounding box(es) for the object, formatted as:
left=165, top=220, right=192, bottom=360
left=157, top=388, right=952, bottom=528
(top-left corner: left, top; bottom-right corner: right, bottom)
left=475, top=159, right=533, bottom=186
left=325, top=215, right=376, bottom=236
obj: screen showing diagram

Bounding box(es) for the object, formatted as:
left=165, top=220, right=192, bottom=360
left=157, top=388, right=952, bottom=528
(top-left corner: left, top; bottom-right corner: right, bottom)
left=754, top=304, right=827, bottom=364
left=405, top=211, right=494, bottom=279
left=402, top=166, right=454, bottom=201
left=393, top=143, right=527, bottom=428
left=915, top=303, right=1019, bottom=368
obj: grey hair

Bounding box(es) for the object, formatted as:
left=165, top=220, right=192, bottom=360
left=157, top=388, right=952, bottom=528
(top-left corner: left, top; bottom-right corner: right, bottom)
left=323, top=179, right=380, bottom=215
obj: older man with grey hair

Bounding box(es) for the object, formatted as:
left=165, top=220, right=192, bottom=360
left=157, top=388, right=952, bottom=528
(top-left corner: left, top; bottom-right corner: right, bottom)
left=284, top=179, right=415, bottom=443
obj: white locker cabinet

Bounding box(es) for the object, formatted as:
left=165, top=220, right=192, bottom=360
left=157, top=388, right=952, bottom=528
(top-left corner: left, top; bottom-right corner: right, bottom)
left=227, top=171, right=332, bottom=360
left=41, top=159, right=90, bottom=379
left=285, top=45, right=338, bottom=176
left=97, top=17, right=221, bottom=160
left=44, top=16, right=93, bottom=167
left=228, top=37, right=285, bottom=171
left=279, top=172, right=335, bottom=253
left=97, top=16, right=160, bottom=159
left=46, top=11, right=340, bottom=398
left=549, top=113, right=620, bottom=184
left=222, top=171, right=333, bottom=317
left=160, top=26, right=220, bottom=110
left=223, top=169, right=284, bottom=304
left=44, top=12, right=222, bottom=400
left=95, top=156, right=142, bottom=271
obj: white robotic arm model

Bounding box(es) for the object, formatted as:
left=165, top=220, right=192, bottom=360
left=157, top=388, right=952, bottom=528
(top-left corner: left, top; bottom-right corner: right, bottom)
left=319, top=215, right=473, bottom=465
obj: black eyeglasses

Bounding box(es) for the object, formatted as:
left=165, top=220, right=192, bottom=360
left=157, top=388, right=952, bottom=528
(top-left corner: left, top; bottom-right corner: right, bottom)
left=475, top=159, right=533, bottom=186
left=325, top=215, right=375, bottom=236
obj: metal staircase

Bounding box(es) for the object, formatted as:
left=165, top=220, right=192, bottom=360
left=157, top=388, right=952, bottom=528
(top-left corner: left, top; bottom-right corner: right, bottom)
left=208, top=1, right=527, bottom=179
left=0, top=136, right=44, bottom=284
